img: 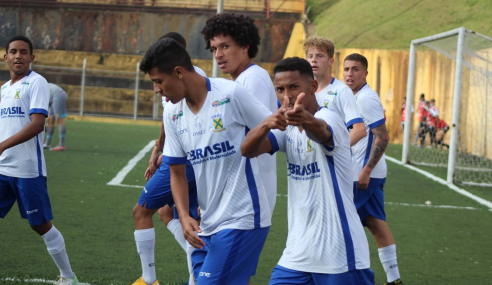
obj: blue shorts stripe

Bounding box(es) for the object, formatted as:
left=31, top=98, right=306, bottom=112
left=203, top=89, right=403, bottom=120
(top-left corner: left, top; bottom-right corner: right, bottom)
left=326, top=155, right=356, bottom=271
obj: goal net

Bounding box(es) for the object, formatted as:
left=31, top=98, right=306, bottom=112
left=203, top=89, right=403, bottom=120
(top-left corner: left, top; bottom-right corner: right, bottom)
left=402, top=28, right=492, bottom=187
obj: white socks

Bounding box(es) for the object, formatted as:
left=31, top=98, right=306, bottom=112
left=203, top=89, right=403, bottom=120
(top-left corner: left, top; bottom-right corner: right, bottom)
left=135, top=228, right=156, bottom=285
left=167, top=219, right=187, bottom=252
left=186, top=242, right=196, bottom=285
left=167, top=219, right=195, bottom=284
left=41, top=225, right=74, bottom=279
left=379, top=244, right=400, bottom=282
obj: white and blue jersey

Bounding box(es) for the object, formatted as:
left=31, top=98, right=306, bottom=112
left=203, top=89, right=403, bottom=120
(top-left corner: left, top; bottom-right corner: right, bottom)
left=0, top=71, right=49, bottom=178
left=352, top=84, right=387, bottom=179
left=236, top=63, right=278, bottom=215
left=163, top=77, right=272, bottom=236
left=269, top=107, right=370, bottom=274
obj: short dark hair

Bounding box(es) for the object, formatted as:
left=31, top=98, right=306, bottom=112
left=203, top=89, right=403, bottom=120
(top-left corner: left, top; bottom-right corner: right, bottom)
left=420, top=93, right=425, bottom=99
left=344, top=53, right=368, bottom=70
left=159, top=32, right=187, bottom=49
left=6, top=35, right=33, bottom=55
left=140, top=38, right=194, bottom=74
left=431, top=99, right=435, bottom=103
left=201, top=13, right=260, bottom=59
left=273, top=57, right=314, bottom=79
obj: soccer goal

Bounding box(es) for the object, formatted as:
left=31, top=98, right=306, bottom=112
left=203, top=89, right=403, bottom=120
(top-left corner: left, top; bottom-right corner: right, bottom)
left=402, top=27, right=492, bottom=187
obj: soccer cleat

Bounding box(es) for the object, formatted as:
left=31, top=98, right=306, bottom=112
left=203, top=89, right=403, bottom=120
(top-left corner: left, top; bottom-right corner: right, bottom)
left=43, top=143, right=51, bottom=149
left=384, top=279, right=405, bottom=285
left=132, top=277, right=159, bottom=285
left=51, top=146, right=66, bottom=151
left=55, top=273, right=78, bottom=285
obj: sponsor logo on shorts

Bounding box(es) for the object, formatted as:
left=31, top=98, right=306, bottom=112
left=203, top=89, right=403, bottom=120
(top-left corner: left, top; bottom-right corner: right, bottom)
left=143, top=187, right=148, bottom=193
left=26, top=209, right=38, bottom=215
left=199, top=272, right=211, bottom=277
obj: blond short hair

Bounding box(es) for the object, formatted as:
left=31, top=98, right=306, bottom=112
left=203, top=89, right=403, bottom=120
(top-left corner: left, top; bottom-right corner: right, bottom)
left=303, top=36, right=335, bottom=59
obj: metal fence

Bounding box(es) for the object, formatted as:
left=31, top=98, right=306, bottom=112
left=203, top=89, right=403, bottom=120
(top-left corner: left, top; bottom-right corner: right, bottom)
left=0, top=61, right=162, bottom=120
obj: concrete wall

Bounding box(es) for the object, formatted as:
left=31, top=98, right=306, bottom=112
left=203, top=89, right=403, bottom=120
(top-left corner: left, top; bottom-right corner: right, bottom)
left=0, top=6, right=296, bottom=63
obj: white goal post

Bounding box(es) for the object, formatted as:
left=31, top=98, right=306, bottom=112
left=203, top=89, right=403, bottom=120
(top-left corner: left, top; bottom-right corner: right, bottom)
left=402, top=27, right=492, bottom=187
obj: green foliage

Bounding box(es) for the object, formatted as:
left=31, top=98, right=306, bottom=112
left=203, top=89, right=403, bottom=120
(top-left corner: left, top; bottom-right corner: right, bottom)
left=309, top=0, right=492, bottom=49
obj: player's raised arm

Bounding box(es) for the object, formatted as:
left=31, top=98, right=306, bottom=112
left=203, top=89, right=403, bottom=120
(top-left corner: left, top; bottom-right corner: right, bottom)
left=241, top=96, right=288, bottom=158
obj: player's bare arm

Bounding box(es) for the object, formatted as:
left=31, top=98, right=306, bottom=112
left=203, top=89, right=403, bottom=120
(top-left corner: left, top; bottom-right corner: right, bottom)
left=169, top=163, right=204, bottom=249
left=358, top=123, right=389, bottom=189
left=286, top=93, right=333, bottom=147
left=241, top=97, right=288, bottom=158
left=350, top=122, right=366, bottom=147
left=145, top=123, right=166, bottom=181
left=0, top=113, right=45, bottom=155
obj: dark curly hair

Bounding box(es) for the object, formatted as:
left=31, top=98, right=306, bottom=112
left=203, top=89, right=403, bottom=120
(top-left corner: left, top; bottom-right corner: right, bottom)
left=201, top=13, right=260, bottom=59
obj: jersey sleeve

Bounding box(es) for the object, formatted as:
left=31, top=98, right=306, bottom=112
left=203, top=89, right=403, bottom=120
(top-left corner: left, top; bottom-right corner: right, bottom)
left=240, top=73, right=274, bottom=110
left=269, top=129, right=287, bottom=154
left=358, top=93, right=385, bottom=130
left=231, top=83, right=272, bottom=130
left=162, top=106, right=187, bottom=165
left=194, top=66, right=207, bottom=77
left=430, top=107, right=439, bottom=117
left=314, top=108, right=346, bottom=152
left=29, top=77, right=50, bottom=117
left=338, top=87, right=363, bottom=128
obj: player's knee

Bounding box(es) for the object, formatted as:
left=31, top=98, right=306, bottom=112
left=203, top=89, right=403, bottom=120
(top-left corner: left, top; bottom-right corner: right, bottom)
left=133, top=203, right=148, bottom=219
left=158, top=207, right=174, bottom=225
left=31, top=221, right=52, bottom=236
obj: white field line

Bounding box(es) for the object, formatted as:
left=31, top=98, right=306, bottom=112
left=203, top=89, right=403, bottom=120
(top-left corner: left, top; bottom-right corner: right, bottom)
left=276, top=194, right=492, bottom=212
left=107, top=140, right=154, bottom=187
left=385, top=155, right=492, bottom=209
left=1, top=277, right=95, bottom=285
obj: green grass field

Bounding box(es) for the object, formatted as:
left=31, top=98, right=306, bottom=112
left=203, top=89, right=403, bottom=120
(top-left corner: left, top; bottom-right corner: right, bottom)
left=1, top=120, right=492, bottom=285
left=307, top=0, right=492, bottom=49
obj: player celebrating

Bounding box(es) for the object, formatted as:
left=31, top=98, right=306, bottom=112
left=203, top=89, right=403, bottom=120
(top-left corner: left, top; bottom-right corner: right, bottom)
left=241, top=57, right=374, bottom=284
left=0, top=36, right=77, bottom=285
left=132, top=32, right=205, bottom=285
left=43, top=83, right=68, bottom=151
left=413, top=93, right=426, bottom=144
left=140, top=38, right=272, bottom=284
left=426, top=99, right=439, bottom=146
left=304, top=36, right=366, bottom=146
left=343, top=53, right=404, bottom=285
left=201, top=13, right=278, bottom=214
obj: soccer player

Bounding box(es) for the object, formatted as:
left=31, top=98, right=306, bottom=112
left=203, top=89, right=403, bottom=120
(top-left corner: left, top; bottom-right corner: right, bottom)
left=0, top=36, right=77, bottom=285
left=133, top=32, right=205, bottom=285
left=304, top=36, right=366, bottom=146
left=241, top=57, right=374, bottom=285
left=426, top=99, right=439, bottom=146
left=435, top=118, right=449, bottom=149
left=140, top=38, right=271, bottom=284
left=201, top=13, right=278, bottom=214
left=43, top=83, right=68, bottom=151
left=413, top=93, right=426, bottom=144
left=343, top=53, right=404, bottom=285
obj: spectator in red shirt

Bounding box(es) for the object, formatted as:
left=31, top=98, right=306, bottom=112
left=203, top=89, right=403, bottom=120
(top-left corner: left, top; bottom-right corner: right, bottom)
left=436, top=118, right=449, bottom=149
left=414, top=93, right=426, bottom=144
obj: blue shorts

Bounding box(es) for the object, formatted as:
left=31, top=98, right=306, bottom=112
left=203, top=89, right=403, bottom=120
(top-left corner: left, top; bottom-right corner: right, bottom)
left=137, top=162, right=199, bottom=220
left=0, top=174, right=53, bottom=226
left=269, top=265, right=374, bottom=285
left=191, top=227, right=270, bottom=285
left=354, top=178, right=386, bottom=226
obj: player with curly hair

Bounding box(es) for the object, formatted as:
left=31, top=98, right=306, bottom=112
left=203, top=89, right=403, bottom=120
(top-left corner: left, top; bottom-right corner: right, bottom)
left=201, top=13, right=278, bottom=217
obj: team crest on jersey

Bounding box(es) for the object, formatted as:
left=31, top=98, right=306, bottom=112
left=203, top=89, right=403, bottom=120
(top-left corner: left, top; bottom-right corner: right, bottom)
left=327, top=91, right=337, bottom=96
left=14, top=90, right=21, bottom=99
left=323, top=98, right=329, bottom=107
left=171, top=111, right=183, bottom=122
left=307, top=139, right=314, bottom=152
left=212, top=113, right=226, bottom=132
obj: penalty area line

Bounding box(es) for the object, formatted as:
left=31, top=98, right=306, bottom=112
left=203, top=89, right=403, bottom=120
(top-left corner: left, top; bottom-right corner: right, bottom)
left=1, top=277, right=95, bottom=285
left=106, top=140, right=155, bottom=187
left=385, top=155, right=492, bottom=210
